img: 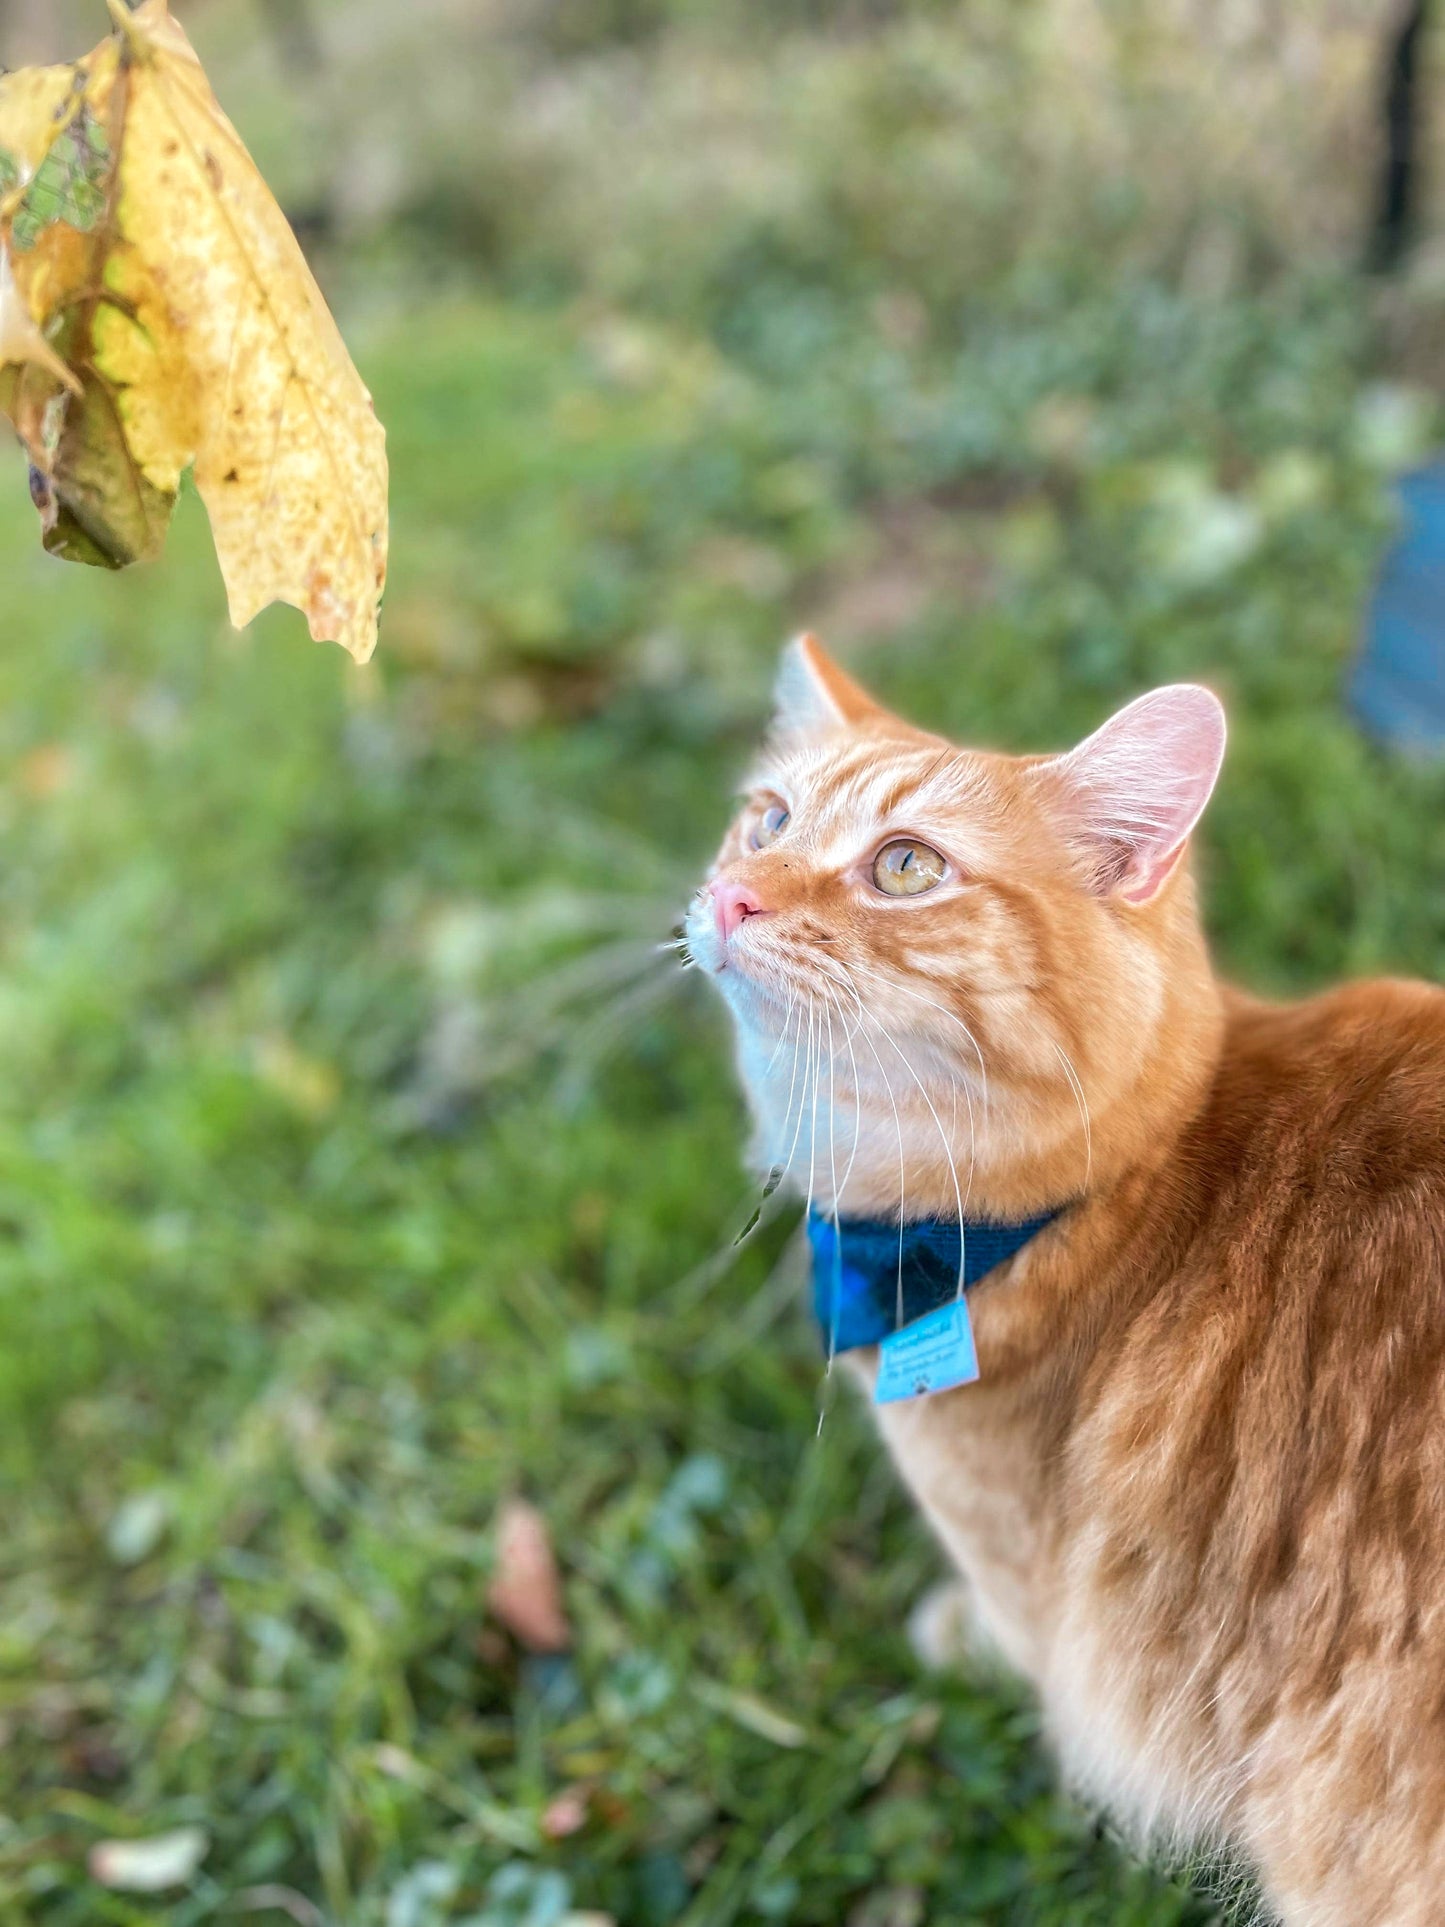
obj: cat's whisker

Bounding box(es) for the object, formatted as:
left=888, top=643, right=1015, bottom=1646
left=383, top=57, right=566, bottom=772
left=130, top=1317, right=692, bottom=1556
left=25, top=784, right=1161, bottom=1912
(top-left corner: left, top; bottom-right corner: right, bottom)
left=948, top=1047, right=960, bottom=1211
left=668, top=1173, right=800, bottom=1311
left=517, top=935, right=675, bottom=1017
left=1053, top=1040, right=1093, bottom=1193
left=552, top=968, right=678, bottom=1102
left=830, top=978, right=866, bottom=1201
left=814, top=988, right=847, bottom=1429
left=823, top=996, right=843, bottom=1380
left=661, top=916, right=704, bottom=969
left=470, top=935, right=680, bottom=1088
left=814, top=961, right=908, bottom=1320
left=830, top=960, right=969, bottom=1297
left=844, top=954, right=990, bottom=1127
left=729, top=1001, right=803, bottom=1250
left=777, top=997, right=816, bottom=1190
left=803, top=991, right=822, bottom=1234
left=670, top=1004, right=810, bottom=1304
left=746, top=994, right=806, bottom=1216
left=837, top=955, right=983, bottom=1217
left=761, top=994, right=799, bottom=1085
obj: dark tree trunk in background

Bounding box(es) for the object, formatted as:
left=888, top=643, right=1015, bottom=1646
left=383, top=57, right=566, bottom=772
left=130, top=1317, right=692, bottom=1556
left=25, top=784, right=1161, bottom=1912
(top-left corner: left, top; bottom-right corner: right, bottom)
left=254, top=0, right=334, bottom=250
left=1372, top=0, right=1431, bottom=270
left=257, top=0, right=325, bottom=76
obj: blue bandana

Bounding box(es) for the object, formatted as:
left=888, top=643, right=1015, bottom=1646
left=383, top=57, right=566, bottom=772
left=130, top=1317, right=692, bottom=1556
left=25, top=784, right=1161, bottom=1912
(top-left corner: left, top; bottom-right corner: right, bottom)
left=808, top=1209, right=1060, bottom=1355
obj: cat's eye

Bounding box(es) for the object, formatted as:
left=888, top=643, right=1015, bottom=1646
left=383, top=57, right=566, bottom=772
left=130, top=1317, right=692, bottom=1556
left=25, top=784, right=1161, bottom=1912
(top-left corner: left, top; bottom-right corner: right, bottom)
left=751, top=802, right=790, bottom=849
left=872, top=839, right=946, bottom=896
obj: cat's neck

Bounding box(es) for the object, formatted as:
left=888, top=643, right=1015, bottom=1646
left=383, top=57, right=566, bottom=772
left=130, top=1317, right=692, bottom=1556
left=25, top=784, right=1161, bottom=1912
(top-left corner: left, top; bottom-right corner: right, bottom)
left=740, top=898, right=1226, bottom=1228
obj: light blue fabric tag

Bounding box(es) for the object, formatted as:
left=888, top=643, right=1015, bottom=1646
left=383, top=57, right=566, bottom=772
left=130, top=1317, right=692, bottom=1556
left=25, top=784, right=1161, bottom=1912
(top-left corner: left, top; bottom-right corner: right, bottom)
left=874, top=1297, right=979, bottom=1404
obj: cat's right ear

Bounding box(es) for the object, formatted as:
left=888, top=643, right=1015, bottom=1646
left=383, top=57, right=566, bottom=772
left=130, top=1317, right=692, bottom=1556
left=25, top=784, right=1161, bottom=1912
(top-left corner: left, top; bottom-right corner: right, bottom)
left=773, top=633, right=882, bottom=734
left=1038, top=684, right=1227, bottom=905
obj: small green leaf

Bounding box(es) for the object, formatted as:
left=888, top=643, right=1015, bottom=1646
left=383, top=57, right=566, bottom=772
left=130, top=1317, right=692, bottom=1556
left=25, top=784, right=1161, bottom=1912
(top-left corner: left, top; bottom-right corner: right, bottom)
left=11, top=106, right=112, bottom=253
left=34, top=360, right=176, bottom=569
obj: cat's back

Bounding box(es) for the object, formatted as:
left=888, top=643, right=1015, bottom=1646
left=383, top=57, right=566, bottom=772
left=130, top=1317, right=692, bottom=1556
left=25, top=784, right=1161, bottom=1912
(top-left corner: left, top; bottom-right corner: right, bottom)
left=1211, top=975, right=1445, bottom=1201
left=1078, top=978, right=1445, bottom=1641
left=1110, top=973, right=1445, bottom=1450
left=1176, top=976, right=1445, bottom=1317
left=1051, top=977, right=1445, bottom=1839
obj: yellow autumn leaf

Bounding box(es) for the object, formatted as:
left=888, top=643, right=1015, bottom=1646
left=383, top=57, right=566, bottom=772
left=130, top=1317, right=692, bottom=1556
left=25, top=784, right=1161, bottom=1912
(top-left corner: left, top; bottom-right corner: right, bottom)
left=0, top=41, right=172, bottom=571
left=0, top=241, right=78, bottom=394
left=0, top=0, right=389, bottom=661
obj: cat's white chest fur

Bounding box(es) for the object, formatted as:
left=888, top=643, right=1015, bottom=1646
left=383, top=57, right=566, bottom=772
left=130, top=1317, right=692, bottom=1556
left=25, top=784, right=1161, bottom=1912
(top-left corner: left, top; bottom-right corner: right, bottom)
left=872, top=1364, right=1227, bottom=1854
left=733, top=1013, right=969, bottom=1219
left=869, top=1379, right=1055, bottom=1681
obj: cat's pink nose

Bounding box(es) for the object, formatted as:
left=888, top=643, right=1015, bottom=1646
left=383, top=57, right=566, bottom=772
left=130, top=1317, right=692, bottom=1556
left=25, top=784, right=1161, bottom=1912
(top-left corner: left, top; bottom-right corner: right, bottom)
left=710, top=878, right=768, bottom=942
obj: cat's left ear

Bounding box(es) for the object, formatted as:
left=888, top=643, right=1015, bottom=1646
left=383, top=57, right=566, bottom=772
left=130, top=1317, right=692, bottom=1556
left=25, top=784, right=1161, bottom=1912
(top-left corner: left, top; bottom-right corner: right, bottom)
left=773, top=633, right=883, bottom=734
left=1039, top=685, right=1227, bottom=905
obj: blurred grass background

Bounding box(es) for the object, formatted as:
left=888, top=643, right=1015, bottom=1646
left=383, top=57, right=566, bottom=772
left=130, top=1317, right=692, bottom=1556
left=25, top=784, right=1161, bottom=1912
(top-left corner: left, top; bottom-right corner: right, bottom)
left=6, top=0, right=1445, bottom=1922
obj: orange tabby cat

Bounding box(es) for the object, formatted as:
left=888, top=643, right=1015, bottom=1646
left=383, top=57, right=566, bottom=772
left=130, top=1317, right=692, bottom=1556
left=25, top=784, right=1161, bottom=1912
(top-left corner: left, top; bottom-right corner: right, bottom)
left=685, top=633, right=1445, bottom=1927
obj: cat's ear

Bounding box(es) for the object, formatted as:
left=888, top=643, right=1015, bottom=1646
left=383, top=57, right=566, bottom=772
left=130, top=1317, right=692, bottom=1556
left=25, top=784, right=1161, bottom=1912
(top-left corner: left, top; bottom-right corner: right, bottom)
left=773, top=633, right=882, bottom=734
left=1040, top=685, right=1226, bottom=905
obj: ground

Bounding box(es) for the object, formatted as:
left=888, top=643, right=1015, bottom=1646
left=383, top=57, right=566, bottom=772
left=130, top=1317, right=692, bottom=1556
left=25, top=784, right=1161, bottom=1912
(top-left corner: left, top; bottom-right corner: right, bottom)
left=5, top=4, right=1445, bottom=1924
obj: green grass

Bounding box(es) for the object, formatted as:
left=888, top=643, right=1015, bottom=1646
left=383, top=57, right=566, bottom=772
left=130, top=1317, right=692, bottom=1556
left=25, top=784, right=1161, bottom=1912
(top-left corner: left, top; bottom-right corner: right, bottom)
left=6, top=9, right=1445, bottom=1921
left=4, top=274, right=1445, bottom=1925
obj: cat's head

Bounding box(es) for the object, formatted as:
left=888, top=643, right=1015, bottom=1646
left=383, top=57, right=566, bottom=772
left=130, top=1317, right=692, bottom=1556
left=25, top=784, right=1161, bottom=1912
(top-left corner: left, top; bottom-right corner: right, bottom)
left=684, top=635, right=1227, bottom=1218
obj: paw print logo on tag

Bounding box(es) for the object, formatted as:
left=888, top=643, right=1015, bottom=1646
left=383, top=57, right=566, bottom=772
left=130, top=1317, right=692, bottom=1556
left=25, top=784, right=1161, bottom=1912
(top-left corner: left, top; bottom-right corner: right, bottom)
left=874, top=1298, right=979, bottom=1404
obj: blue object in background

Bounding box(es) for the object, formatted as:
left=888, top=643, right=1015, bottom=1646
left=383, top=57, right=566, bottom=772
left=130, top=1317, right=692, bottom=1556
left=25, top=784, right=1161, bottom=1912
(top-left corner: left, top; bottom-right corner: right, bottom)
left=1352, top=460, right=1445, bottom=753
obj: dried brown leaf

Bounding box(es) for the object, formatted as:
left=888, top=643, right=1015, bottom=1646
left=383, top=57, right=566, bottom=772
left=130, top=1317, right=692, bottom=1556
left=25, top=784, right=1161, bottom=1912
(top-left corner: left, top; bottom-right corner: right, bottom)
left=488, top=1498, right=572, bottom=1654
left=0, top=1, right=388, bottom=657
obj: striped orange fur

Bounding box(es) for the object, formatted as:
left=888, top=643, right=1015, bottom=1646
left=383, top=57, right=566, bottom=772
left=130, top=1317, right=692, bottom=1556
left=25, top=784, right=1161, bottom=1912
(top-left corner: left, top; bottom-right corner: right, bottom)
left=685, top=635, right=1445, bottom=1925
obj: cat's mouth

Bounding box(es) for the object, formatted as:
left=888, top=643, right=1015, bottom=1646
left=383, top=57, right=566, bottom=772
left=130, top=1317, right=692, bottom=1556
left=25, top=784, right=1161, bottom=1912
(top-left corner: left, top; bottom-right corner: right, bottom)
left=683, top=893, right=793, bottom=994
left=682, top=894, right=723, bottom=974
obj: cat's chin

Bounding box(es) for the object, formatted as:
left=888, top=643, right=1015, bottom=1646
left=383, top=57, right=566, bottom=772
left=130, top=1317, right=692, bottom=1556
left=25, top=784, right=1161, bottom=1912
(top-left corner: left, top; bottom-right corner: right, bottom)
left=710, top=962, right=790, bottom=1026
left=683, top=905, right=793, bottom=1017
